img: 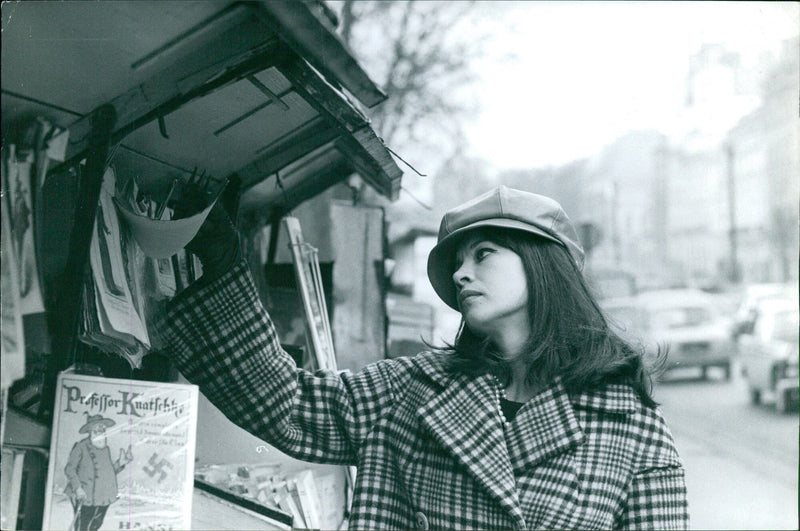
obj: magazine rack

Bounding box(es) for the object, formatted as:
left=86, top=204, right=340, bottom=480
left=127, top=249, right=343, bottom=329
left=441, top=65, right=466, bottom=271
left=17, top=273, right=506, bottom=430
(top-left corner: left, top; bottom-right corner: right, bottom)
left=2, top=2, right=403, bottom=529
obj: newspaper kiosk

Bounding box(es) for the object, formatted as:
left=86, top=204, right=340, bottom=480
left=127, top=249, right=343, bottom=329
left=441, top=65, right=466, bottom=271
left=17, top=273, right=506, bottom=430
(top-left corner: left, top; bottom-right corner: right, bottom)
left=1, top=2, right=402, bottom=529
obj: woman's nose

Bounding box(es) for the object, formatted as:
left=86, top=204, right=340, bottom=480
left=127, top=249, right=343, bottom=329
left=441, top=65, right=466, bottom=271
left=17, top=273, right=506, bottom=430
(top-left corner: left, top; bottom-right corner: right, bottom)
left=452, top=260, right=472, bottom=287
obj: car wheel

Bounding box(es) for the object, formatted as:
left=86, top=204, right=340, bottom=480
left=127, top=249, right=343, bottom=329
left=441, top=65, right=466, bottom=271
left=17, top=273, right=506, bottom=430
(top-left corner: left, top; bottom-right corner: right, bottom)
left=700, top=366, right=707, bottom=380
left=749, top=387, right=762, bottom=405
left=722, top=363, right=731, bottom=381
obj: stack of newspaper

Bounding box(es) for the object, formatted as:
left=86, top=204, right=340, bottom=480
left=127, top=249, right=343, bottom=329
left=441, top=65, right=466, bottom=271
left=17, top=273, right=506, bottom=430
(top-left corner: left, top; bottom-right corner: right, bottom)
left=79, top=167, right=150, bottom=368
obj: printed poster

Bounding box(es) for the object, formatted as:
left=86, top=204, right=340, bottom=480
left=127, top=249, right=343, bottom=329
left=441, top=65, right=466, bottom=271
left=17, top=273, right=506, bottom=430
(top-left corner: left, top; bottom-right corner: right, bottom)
left=2, top=145, right=45, bottom=314
left=42, top=372, right=198, bottom=531
left=1, top=197, right=26, bottom=390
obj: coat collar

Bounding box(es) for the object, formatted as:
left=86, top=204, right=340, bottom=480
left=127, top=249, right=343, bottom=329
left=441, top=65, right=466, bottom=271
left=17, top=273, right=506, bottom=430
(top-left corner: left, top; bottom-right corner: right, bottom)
left=412, top=353, right=641, bottom=513
left=416, top=352, right=641, bottom=415
left=417, top=369, right=525, bottom=526
left=569, top=383, right=639, bottom=414
left=414, top=353, right=638, bottom=527
left=413, top=351, right=640, bottom=415
left=504, top=382, right=585, bottom=475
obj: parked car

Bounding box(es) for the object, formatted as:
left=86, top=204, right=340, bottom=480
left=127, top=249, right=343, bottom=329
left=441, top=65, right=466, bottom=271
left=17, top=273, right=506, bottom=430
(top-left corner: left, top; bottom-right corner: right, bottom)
left=602, top=289, right=735, bottom=379
left=731, top=283, right=798, bottom=340
left=738, top=297, right=799, bottom=413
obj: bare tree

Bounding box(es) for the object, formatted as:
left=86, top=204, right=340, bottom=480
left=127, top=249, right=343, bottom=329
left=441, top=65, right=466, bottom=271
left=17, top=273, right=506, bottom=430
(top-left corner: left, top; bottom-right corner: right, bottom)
left=433, top=150, right=495, bottom=211
left=333, top=0, right=484, bottom=157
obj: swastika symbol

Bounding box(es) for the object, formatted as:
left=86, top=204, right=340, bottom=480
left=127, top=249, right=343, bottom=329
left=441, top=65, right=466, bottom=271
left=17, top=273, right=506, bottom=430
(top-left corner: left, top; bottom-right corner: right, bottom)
left=142, top=452, right=173, bottom=482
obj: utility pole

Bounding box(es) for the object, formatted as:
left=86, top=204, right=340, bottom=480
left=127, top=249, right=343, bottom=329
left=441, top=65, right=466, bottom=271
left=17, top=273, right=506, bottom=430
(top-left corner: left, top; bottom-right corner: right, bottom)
left=725, top=141, right=741, bottom=283
left=611, top=180, right=621, bottom=266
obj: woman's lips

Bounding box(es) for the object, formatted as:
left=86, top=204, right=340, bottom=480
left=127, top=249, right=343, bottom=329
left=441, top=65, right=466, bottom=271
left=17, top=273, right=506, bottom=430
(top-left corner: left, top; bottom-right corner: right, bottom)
left=458, top=289, right=481, bottom=306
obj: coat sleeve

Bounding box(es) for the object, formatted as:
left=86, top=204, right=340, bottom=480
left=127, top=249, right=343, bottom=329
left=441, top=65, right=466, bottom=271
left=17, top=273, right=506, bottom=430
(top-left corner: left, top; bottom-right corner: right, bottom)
left=157, top=261, right=398, bottom=466
left=617, top=463, right=690, bottom=529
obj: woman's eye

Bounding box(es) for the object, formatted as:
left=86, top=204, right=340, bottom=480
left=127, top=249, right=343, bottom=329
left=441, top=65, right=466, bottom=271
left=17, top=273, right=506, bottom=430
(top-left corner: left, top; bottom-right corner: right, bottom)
left=475, top=247, right=493, bottom=261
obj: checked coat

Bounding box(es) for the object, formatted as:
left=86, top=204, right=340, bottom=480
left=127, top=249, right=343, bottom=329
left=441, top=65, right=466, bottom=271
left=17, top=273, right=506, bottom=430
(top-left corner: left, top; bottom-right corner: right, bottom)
left=159, top=262, right=689, bottom=530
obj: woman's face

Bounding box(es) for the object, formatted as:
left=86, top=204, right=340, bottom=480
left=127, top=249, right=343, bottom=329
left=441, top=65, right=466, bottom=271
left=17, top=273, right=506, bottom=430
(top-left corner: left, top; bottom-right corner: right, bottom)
left=452, top=235, right=529, bottom=341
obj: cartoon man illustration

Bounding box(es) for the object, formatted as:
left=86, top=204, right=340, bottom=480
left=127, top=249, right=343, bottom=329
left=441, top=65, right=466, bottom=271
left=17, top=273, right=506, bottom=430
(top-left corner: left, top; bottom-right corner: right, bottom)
left=64, top=414, right=133, bottom=531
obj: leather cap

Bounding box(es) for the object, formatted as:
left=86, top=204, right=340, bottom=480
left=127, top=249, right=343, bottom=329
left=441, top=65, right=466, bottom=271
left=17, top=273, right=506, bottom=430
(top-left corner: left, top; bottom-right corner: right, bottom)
left=427, top=185, right=585, bottom=309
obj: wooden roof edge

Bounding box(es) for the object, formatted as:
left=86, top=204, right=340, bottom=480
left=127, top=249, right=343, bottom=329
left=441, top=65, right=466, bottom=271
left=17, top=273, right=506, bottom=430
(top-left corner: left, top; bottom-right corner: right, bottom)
left=240, top=156, right=354, bottom=220
left=250, top=49, right=403, bottom=201
left=341, top=127, right=403, bottom=201
left=253, top=0, right=387, bottom=109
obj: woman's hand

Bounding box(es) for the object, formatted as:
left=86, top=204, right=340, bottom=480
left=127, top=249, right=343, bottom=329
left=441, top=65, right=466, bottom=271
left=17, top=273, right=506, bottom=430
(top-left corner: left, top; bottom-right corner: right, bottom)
left=175, top=173, right=241, bottom=284
left=186, top=202, right=241, bottom=283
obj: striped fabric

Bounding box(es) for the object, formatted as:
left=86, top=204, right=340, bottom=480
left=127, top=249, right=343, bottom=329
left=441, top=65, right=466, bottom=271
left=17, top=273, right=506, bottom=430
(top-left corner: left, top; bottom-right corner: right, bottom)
left=158, top=262, right=689, bottom=530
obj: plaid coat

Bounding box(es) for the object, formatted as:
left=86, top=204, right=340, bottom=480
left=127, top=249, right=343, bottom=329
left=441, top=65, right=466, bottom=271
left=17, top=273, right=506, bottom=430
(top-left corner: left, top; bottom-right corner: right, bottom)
left=159, top=263, right=689, bottom=530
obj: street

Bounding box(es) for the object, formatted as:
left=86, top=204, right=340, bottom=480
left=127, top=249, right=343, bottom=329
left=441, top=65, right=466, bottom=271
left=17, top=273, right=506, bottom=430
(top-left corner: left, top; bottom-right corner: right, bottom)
left=655, top=365, right=799, bottom=530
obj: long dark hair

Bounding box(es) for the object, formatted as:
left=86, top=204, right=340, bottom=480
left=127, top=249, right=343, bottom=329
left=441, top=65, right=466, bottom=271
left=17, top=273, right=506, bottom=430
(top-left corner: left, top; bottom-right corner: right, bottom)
left=438, top=227, right=661, bottom=408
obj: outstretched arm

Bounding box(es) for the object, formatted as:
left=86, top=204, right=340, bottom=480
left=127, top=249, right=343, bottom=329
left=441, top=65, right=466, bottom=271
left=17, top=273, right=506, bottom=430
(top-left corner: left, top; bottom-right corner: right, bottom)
left=158, top=198, right=397, bottom=465
left=159, top=260, right=397, bottom=465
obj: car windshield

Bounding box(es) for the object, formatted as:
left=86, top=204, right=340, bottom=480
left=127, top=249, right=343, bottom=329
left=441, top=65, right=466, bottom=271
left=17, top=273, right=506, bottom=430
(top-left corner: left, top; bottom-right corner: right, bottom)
left=650, top=306, right=712, bottom=329
left=772, top=310, right=799, bottom=342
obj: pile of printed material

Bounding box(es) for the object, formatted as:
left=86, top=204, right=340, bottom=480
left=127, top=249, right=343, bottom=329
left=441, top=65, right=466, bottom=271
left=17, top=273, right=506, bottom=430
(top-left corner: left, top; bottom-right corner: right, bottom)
left=80, top=167, right=215, bottom=368
left=195, top=462, right=346, bottom=530
left=80, top=167, right=151, bottom=368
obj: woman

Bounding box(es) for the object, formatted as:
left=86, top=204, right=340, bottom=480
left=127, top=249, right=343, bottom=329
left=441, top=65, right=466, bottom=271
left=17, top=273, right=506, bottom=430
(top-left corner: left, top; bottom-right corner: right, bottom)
left=159, top=185, right=689, bottom=530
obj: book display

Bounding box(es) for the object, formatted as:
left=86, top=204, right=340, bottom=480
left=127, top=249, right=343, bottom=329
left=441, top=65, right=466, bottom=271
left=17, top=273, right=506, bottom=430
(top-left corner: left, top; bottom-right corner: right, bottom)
left=42, top=373, right=199, bottom=530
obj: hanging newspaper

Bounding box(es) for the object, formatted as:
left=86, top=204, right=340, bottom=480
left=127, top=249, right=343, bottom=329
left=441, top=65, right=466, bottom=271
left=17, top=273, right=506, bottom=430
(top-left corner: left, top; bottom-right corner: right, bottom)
left=282, top=217, right=337, bottom=371
left=42, top=372, right=199, bottom=531
left=1, top=191, right=26, bottom=390
left=80, top=166, right=150, bottom=368
left=2, top=143, right=45, bottom=314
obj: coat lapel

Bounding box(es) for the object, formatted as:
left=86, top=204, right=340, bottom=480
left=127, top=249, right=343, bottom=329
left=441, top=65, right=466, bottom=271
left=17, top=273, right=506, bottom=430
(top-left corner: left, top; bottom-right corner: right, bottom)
left=504, top=380, right=585, bottom=475
left=417, top=371, right=525, bottom=525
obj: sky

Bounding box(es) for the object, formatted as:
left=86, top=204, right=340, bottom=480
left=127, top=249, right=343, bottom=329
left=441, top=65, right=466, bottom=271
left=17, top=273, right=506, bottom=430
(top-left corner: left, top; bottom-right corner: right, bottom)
left=461, top=1, right=799, bottom=171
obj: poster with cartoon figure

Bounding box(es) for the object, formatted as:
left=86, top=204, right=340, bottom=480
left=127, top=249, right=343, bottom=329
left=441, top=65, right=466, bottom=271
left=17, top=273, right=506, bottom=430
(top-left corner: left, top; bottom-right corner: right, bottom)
left=2, top=143, right=45, bottom=315
left=42, top=372, right=198, bottom=530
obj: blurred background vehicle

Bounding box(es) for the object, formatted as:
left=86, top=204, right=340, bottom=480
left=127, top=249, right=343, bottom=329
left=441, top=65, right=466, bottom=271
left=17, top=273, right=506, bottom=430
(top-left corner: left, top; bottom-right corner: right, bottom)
left=603, top=289, right=736, bottom=380
left=738, top=297, right=799, bottom=413
left=731, top=283, right=798, bottom=341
